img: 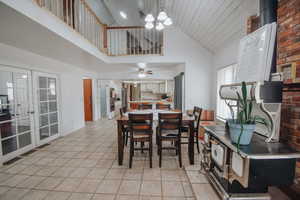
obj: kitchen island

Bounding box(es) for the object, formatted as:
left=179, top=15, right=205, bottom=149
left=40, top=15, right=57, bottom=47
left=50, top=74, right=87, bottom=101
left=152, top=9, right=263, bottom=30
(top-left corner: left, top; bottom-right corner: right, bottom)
left=129, top=100, right=172, bottom=109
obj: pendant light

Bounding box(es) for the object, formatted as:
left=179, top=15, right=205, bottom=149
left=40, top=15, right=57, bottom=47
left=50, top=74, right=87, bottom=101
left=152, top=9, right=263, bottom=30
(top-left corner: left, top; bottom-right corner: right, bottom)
left=163, top=17, right=173, bottom=26
left=155, top=22, right=164, bottom=31
left=157, top=11, right=168, bottom=21
left=145, top=14, right=155, bottom=22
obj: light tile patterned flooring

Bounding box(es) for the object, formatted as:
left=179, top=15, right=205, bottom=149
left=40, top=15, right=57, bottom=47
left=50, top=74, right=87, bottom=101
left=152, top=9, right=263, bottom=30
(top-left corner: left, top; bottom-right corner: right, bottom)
left=0, top=119, right=219, bottom=200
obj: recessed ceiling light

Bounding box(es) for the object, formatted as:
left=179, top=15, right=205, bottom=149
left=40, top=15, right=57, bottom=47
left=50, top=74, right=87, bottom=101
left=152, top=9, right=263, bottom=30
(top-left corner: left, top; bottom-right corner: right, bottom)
left=120, top=11, right=127, bottom=19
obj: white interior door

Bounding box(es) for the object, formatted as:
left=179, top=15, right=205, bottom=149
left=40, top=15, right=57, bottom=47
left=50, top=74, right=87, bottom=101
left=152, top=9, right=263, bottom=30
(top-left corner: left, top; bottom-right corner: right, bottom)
left=0, top=65, right=35, bottom=163
left=33, top=72, right=60, bottom=145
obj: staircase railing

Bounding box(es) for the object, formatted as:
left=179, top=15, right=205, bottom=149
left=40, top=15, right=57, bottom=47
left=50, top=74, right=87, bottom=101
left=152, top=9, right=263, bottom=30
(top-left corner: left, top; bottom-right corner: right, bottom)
left=33, top=0, right=163, bottom=56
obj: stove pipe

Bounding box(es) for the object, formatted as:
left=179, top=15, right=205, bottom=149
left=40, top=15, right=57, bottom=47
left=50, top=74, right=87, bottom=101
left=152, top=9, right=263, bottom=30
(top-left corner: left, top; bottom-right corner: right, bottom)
left=259, top=0, right=278, bottom=75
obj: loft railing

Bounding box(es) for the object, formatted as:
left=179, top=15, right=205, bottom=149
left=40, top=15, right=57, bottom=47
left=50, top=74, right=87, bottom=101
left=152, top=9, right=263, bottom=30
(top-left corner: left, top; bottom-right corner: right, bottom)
left=34, top=0, right=106, bottom=53
left=33, top=0, right=163, bottom=56
left=107, top=26, right=163, bottom=56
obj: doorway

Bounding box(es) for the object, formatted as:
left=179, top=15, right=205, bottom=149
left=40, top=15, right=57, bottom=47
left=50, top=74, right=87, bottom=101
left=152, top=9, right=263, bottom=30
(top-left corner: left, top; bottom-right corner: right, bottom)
left=0, top=65, right=35, bottom=163
left=83, top=79, right=93, bottom=121
left=33, top=72, right=60, bottom=146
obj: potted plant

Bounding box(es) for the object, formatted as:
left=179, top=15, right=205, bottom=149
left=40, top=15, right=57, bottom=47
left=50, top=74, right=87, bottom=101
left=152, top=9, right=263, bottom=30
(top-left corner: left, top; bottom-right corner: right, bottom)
left=227, top=82, right=268, bottom=149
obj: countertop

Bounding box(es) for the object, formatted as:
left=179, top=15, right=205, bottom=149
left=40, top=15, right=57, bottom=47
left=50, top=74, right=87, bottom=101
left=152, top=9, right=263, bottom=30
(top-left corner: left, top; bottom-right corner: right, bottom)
left=204, top=125, right=300, bottom=159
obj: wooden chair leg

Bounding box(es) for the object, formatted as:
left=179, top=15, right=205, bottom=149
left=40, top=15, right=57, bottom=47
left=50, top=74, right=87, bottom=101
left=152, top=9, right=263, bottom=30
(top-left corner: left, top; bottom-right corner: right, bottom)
left=196, top=137, right=200, bottom=154
left=141, top=142, right=144, bottom=153
left=156, top=127, right=159, bottom=145
left=129, top=140, right=134, bottom=168
left=125, top=131, right=128, bottom=146
left=149, top=136, right=152, bottom=168
left=178, top=136, right=182, bottom=168
left=175, top=141, right=178, bottom=155
left=159, top=138, right=162, bottom=168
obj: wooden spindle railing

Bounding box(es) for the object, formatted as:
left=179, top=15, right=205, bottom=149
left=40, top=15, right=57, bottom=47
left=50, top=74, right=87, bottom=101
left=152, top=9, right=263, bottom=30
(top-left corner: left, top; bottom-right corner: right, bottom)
left=106, top=26, right=163, bottom=56
left=33, top=0, right=163, bottom=56
left=34, top=0, right=106, bottom=53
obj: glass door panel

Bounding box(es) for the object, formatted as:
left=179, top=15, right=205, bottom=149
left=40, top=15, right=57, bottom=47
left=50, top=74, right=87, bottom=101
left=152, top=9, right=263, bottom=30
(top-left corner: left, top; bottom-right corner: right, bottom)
left=0, top=66, right=34, bottom=161
left=35, top=73, right=59, bottom=144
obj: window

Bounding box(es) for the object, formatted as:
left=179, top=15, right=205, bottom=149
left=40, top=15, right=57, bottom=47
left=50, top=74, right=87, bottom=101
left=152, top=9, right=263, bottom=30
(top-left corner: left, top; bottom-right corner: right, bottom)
left=216, top=64, right=237, bottom=121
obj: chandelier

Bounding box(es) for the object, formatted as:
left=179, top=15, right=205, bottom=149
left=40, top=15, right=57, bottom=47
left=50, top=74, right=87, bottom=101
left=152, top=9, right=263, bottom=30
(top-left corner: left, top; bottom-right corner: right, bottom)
left=144, top=0, right=173, bottom=30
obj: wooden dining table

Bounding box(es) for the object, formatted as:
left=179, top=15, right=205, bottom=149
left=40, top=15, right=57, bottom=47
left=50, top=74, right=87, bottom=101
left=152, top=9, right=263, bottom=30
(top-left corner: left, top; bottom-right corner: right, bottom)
left=116, top=110, right=195, bottom=165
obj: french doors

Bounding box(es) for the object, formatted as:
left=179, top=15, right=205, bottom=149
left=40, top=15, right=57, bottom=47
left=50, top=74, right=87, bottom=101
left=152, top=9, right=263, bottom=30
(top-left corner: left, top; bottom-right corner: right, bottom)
left=33, top=72, right=60, bottom=146
left=0, top=65, right=35, bottom=162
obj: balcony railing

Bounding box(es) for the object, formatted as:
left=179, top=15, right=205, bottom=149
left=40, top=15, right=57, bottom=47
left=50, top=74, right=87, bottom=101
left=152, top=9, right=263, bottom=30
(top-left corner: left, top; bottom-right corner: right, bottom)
left=33, top=0, right=163, bottom=56
left=107, top=26, right=163, bottom=56
left=34, top=0, right=106, bottom=53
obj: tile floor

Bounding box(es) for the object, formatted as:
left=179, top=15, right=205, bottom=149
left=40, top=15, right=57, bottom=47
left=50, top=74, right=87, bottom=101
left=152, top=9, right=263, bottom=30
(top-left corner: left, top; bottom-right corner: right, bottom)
left=0, top=119, right=211, bottom=200
left=0, top=119, right=291, bottom=200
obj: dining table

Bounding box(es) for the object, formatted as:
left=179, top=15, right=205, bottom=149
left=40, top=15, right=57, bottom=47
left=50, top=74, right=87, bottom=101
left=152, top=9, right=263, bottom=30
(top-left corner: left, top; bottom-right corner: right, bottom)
left=116, top=109, right=195, bottom=165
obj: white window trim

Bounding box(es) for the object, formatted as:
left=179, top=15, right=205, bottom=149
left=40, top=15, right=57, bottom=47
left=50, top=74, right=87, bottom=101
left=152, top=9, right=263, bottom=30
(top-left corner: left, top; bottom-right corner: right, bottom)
left=216, top=64, right=237, bottom=121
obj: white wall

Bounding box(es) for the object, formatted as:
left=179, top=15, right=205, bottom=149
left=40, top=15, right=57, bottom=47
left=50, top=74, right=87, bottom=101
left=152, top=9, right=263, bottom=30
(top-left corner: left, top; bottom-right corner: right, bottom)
left=107, top=28, right=214, bottom=110
left=0, top=43, right=100, bottom=136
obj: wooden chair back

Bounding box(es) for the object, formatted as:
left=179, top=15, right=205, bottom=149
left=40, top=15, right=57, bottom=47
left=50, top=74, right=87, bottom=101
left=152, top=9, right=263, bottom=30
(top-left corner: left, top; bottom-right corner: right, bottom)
left=194, top=107, right=203, bottom=130
left=158, top=113, right=182, bottom=131
left=156, top=104, right=171, bottom=110
left=138, top=104, right=152, bottom=110
left=120, top=107, right=127, bottom=117
left=128, top=113, right=153, bottom=132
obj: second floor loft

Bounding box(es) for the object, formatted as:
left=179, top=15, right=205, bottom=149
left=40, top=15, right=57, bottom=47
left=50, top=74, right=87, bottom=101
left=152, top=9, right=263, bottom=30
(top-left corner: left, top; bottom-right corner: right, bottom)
left=34, top=0, right=163, bottom=56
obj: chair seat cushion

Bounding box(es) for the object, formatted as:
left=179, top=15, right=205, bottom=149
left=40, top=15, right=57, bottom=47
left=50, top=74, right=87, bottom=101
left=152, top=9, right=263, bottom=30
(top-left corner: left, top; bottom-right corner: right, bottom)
left=160, top=130, right=179, bottom=137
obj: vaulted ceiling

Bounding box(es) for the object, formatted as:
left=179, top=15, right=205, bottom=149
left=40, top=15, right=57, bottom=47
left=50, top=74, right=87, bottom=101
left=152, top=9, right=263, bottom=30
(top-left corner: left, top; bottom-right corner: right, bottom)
left=165, top=0, right=259, bottom=52
left=101, top=0, right=259, bottom=53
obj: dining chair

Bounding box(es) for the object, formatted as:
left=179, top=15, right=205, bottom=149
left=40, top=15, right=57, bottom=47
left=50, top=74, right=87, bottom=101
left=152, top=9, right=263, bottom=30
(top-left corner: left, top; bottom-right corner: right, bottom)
left=138, top=104, right=152, bottom=110
left=157, top=112, right=182, bottom=168
left=128, top=113, right=153, bottom=168
left=120, top=107, right=130, bottom=146
left=181, top=106, right=202, bottom=153
left=156, top=103, right=171, bottom=110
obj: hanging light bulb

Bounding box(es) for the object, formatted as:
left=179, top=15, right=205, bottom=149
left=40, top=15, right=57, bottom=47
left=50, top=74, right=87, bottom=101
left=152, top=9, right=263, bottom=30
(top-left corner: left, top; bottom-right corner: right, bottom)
left=145, top=14, right=155, bottom=22
left=163, top=17, right=173, bottom=26
left=145, top=22, right=154, bottom=29
left=156, top=22, right=164, bottom=31
left=157, top=11, right=168, bottom=21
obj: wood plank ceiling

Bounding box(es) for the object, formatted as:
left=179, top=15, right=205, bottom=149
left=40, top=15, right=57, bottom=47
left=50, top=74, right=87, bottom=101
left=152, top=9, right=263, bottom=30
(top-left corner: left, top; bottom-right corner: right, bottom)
left=164, top=0, right=259, bottom=52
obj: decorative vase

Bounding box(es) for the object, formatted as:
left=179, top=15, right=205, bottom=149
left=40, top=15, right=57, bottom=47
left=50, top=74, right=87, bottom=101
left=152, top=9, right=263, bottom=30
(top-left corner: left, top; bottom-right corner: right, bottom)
left=227, top=120, right=256, bottom=145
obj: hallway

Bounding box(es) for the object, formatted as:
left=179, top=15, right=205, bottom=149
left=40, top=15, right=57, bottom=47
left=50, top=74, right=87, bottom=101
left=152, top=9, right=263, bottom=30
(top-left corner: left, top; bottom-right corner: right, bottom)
left=0, top=119, right=216, bottom=200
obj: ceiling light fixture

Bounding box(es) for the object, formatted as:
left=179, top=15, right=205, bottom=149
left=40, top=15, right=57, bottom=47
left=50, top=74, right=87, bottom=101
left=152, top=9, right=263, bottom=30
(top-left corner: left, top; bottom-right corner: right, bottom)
left=138, top=62, right=147, bottom=68
left=163, top=17, right=173, bottom=26
left=120, top=11, right=127, bottom=19
left=145, top=14, right=155, bottom=22
left=138, top=73, right=146, bottom=78
left=144, top=0, right=172, bottom=30
left=145, top=22, right=154, bottom=29
left=155, top=22, right=164, bottom=31
left=157, top=11, right=168, bottom=21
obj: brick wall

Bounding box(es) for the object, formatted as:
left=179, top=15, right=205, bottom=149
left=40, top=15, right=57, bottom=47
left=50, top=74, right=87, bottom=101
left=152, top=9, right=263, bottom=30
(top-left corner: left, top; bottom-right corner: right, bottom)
left=277, top=0, right=300, bottom=194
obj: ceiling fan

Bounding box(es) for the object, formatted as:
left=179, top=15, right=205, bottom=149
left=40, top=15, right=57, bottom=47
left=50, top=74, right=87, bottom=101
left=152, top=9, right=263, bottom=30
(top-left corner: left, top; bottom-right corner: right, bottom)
left=137, top=63, right=152, bottom=78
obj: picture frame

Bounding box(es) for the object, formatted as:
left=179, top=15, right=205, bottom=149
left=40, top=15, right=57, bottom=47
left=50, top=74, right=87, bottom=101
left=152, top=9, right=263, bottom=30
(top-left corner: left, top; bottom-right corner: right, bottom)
left=277, top=62, right=298, bottom=84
